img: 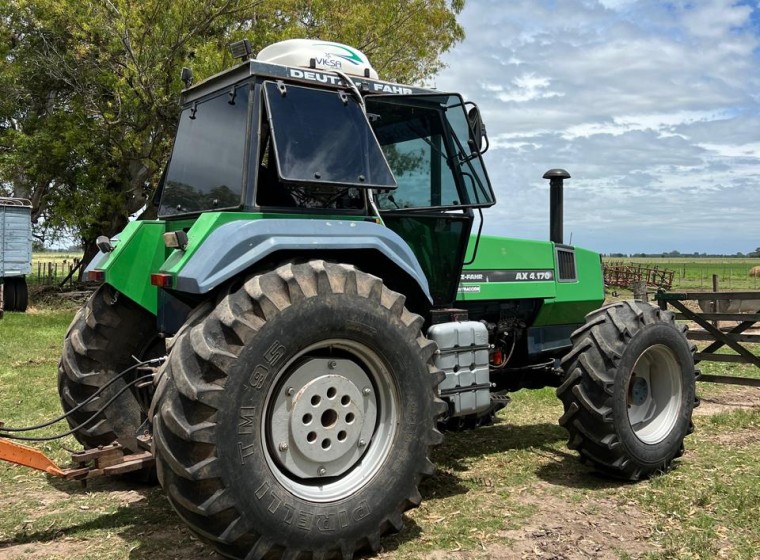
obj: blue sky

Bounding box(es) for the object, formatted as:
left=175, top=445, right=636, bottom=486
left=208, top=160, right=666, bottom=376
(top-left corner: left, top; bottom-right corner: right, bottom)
left=434, top=0, right=760, bottom=255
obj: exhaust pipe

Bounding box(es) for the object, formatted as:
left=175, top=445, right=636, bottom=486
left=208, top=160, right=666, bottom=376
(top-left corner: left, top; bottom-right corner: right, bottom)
left=543, top=169, right=570, bottom=245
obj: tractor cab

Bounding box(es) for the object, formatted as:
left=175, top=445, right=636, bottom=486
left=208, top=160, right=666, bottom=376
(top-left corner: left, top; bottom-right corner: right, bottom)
left=156, top=39, right=496, bottom=306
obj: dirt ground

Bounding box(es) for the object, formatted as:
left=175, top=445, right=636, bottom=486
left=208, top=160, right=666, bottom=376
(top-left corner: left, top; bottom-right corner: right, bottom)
left=420, top=387, right=760, bottom=560
left=1, top=391, right=758, bottom=560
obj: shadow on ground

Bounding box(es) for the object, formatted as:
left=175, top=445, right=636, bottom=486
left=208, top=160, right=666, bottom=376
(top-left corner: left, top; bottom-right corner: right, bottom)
left=0, top=420, right=630, bottom=559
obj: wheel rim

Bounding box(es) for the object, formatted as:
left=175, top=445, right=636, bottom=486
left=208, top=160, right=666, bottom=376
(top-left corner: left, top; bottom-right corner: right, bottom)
left=627, top=344, right=683, bottom=444
left=264, top=339, right=398, bottom=502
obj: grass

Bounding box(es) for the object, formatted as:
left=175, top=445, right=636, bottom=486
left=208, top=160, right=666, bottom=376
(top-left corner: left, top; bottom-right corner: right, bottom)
left=1, top=302, right=759, bottom=559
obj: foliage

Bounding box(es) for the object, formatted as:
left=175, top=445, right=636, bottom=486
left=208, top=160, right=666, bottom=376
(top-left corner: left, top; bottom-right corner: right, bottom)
left=0, top=0, right=465, bottom=261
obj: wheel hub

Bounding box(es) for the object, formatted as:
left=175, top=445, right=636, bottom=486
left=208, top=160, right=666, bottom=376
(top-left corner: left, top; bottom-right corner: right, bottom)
left=628, top=376, right=649, bottom=406
left=269, top=358, right=378, bottom=479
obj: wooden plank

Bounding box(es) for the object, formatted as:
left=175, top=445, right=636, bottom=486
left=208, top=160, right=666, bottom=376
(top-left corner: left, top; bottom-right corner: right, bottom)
left=679, top=313, right=760, bottom=322
left=687, top=332, right=760, bottom=343
left=698, top=374, right=760, bottom=387
left=673, top=313, right=760, bottom=322
left=695, top=353, right=754, bottom=363
left=657, top=291, right=760, bottom=301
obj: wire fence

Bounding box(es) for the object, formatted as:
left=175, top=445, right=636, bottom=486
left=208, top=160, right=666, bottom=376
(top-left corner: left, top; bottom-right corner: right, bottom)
left=29, top=257, right=82, bottom=287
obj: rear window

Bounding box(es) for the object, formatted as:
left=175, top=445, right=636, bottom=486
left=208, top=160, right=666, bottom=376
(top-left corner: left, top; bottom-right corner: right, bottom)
left=159, top=85, right=249, bottom=216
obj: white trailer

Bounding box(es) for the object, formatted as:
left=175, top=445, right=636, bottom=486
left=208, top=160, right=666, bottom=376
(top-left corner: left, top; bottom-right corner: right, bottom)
left=0, top=197, right=32, bottom=313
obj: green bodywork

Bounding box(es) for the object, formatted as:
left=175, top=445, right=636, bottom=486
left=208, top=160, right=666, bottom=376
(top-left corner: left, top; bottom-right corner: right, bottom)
left=459, top=235, right=604, bottom=326
left=95, top=221, right=169, bottom=314
left=96, top=221, right=604, bottom=332
left=91, top=212, right=371, bottom=314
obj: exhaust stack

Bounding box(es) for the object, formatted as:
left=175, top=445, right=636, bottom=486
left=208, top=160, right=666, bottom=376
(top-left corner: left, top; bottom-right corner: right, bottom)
left=543, top=169, right=571, bottom=245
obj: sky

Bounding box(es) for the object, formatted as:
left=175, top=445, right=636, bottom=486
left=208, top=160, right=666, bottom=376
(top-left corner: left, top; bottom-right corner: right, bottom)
left=434, top=0, right=760, bottom=255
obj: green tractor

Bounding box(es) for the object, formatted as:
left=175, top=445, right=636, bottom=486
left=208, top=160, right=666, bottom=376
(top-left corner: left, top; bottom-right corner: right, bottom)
left=60, top=39, right=697, bottom=559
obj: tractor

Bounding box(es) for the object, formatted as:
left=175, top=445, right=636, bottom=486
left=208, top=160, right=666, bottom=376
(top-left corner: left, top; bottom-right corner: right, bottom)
left=47, top=39, right=696, bottom=559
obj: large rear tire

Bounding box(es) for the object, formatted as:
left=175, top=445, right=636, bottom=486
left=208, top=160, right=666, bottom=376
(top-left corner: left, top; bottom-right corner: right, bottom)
left=58, top=284, right=160, bottom=451
left=557, top=300, right=697, bottom=480
left=153, top=260, right=444, bottom=560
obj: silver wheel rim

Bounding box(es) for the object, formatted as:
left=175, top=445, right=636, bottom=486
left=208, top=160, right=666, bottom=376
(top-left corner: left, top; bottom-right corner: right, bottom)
left=263, top=339, right=398, bottom=502
left=627, top=344, right=683, bottom=444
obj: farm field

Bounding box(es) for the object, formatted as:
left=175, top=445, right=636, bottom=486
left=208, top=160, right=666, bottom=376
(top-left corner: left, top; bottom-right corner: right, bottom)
left=604, top=257, right=760, bottom=291
left=0, top=300, right=758, bottom=559
left=28, top=252, right=83, bottom=287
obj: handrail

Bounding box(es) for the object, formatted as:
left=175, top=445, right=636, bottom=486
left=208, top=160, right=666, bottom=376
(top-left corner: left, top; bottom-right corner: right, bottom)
left=0, top=197, right=32, bottom=208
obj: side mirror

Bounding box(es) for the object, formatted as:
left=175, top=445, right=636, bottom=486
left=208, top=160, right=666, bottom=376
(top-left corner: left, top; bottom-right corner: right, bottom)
left=467, top=105, right=488, bottom=154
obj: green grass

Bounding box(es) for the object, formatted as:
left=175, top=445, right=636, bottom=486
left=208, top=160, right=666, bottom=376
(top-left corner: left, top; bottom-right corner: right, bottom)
left=1, top=304, right=759, bottom=559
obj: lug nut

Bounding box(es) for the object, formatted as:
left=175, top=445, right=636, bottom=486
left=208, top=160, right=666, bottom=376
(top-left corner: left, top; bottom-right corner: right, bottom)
left=278, top=442, right=289, bottom=452
left=286, top=387, right=295, bottom=396
left=362, top=387, right=371, bottom=396
left=358, top=439, right=366, bottom=448
left=328, top=360, right=337, bottom=369
left=318, top=466, right=327, bottom=476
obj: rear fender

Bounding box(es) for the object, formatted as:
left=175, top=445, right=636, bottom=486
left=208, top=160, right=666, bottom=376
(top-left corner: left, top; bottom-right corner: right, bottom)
left=167, top=219, right=433, bottom=307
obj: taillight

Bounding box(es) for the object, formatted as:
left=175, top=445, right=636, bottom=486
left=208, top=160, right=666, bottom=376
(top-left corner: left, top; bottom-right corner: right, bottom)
left=150, top=273, right=174, bottom=288
left=87, top=270, right=105, bottom=282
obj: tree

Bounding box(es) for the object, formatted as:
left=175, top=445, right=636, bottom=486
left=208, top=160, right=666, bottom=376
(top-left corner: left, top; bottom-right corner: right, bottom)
left=0, top=0, right=465, bottom=265
left=750, top=247, right=760, bottom=258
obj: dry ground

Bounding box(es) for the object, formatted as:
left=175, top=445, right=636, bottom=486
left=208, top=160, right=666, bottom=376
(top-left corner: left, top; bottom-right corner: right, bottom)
left=2, top=403, right=759, bottom=560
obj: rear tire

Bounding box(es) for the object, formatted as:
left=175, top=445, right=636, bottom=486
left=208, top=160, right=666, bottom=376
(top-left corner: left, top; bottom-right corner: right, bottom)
left=557, top=300, right=697, bottom=480
left=58, top=284, right=160, bottom=451
left=12, top=277, right=28, bottom=312
left=153, top=260, right=445, bottom=560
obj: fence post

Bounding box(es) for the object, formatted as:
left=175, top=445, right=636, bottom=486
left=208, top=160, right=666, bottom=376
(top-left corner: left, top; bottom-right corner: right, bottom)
left=633, top=281, right=648, bottom=302
left=712, top=274, right=720, bottom=330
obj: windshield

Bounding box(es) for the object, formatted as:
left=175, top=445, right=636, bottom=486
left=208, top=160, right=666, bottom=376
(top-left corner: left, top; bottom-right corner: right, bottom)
left=159, top=85, right=249, bottom=217
left=365, top=94, right=495, bottom=211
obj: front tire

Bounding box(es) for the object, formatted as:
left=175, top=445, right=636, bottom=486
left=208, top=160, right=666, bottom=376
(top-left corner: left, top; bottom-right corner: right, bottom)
left=153, top=260, right=444, bottom=560
left=557, top=301, right=697, bottom=480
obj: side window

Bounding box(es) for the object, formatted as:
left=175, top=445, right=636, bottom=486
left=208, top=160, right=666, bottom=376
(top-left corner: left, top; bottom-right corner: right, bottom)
left=367, top=98, right=459, bottom=210
left=376, top=127, right=459, bottom=210
left=366, top=94, right=496, bottom=211
left=159, top=85, right=249, bottom=216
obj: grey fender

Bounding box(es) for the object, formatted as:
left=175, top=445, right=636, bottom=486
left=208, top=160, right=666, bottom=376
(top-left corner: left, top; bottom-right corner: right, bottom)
left=171, top=219, right=433, bottom=304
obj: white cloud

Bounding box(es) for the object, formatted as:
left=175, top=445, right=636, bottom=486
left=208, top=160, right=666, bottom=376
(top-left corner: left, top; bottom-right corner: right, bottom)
left=494, top=73, right=565, bottom=103
left=434, top=0, right=760, bottom=254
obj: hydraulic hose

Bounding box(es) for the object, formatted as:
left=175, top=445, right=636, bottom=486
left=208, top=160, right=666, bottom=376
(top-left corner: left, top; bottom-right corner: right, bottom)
left=0, top=357, right=165, bottom=441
